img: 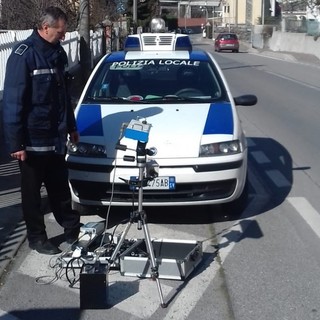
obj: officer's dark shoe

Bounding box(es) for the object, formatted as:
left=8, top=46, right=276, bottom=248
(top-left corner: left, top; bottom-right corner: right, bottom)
left=29, top=240, right=62, bottom=255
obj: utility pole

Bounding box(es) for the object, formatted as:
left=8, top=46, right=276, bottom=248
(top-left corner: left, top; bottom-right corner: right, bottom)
left=133, top=0, right=137, bottom=23
left=79, top=0, right=91, bottom=82
left=235, top=0, right=238, bottom=27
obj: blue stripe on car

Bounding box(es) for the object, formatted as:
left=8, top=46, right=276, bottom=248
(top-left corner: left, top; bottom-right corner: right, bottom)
left=76, top=105, right=104, bottom=136
left=203, top=103, right=233, bottom=134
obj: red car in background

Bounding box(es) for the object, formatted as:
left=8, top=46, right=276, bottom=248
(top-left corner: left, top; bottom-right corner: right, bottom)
left=214, top=33, right=239, bottom=53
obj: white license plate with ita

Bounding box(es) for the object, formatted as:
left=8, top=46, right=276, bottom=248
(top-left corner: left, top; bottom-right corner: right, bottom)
left=130, top=176, right=176, bottom=190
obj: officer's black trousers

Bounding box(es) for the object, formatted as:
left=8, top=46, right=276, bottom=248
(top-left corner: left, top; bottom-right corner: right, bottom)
left=19, top=154, right=81, bottom=245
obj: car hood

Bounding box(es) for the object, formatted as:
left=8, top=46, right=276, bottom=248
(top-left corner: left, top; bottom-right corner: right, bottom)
left=75, top=102, right=235, bottom=159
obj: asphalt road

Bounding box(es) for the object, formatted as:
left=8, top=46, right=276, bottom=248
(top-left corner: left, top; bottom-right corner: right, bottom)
left=1, top=35, right=320, bottom=319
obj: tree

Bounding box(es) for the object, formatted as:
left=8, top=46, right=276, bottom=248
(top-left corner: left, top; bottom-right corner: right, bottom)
left=279, top=0, right=320, bottom=19
left=0, top=0, right=79, bottom=29
left=280, top=0, right=320, bottom=12
left=126, top=0, right=159, bottom=29
left=306, top=0, right=320, bottom=18
left=0, top=0, right=117, bottom=30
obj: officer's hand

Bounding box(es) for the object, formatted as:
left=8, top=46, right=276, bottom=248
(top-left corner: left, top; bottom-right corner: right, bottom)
left=69, top=131, right=79, bottom=144
left=11, top=150, right=27, bottom=161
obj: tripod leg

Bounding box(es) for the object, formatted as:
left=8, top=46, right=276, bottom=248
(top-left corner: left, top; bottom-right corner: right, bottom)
left=141, top=218, right=167, bottom=308
left=107, top=221, right=133, bottom=271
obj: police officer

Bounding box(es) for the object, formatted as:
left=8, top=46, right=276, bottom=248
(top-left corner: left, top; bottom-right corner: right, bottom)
left=3, top=6, right=81, bottom=255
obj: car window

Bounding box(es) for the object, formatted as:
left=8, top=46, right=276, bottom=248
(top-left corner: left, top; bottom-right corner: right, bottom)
left=220, top=34, right=238, bottom=40
left=84, top=58, right=225, bottom=102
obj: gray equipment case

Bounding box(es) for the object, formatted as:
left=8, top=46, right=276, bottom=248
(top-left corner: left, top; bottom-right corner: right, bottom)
left=120, top=238, right=203, bottom=280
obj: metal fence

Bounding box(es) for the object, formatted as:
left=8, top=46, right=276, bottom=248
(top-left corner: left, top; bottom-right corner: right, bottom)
left=282, top=17, right=320, bottom=35
left=0, top=29, right=104, bottom=98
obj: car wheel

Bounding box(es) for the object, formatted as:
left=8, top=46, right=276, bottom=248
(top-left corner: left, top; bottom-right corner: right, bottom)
left=222, top=176, right=249, bottom=217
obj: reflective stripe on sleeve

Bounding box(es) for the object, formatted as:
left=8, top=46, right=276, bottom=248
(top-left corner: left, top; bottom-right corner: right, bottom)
left=25, top=146, right=56, bottom=152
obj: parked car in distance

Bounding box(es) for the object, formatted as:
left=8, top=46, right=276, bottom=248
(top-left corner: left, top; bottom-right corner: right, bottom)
left=176, top=28, right=194, bottom=34
left=214, top=33, right=239, bottom=53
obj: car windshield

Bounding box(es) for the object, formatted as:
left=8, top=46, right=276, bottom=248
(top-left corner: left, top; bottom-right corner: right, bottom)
left=220, top=34, right=238, bottom=40
left=84, top=57, right=226, bottom=103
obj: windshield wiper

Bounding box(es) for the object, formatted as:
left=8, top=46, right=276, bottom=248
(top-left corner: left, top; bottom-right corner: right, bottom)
left=144, top=95, right=213, bottom=102
left=86, top=96, right=128, bottom=102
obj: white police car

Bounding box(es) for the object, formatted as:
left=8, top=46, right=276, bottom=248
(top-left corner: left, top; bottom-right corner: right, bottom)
left=66, top=19, right=257, bottom=214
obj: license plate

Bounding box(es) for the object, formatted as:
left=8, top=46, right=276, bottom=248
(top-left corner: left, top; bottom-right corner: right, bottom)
left=225, top=44, right=234, bottom=47
left=129, top=176, right=176, bottom=190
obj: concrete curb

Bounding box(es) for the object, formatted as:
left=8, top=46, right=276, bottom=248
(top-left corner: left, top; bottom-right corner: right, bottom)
left=0, top=220, right=26, bottom=281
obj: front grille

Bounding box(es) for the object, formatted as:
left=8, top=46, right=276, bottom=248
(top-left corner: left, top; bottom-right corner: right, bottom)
left=70, top=179, right=237, bottom=204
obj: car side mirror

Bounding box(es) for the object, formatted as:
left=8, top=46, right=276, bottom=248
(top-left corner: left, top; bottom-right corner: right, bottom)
left=234, top=94, right=257, bottom=106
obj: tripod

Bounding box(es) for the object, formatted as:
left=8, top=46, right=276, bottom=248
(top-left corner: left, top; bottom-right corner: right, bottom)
left=107, top=141, right=166, bottom=308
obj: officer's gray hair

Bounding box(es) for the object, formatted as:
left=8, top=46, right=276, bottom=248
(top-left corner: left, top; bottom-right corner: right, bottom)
left=37, top=6, right=68, bottom=29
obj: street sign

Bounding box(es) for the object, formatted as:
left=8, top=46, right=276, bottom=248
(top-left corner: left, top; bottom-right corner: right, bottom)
left=116, top=1, right=126, bottom=13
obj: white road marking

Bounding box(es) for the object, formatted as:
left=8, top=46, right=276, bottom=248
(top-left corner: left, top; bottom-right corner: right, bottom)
left=287, top=197, right=320, bottom=239
left=251, top=151, right=271, bottom=164
left=16, top=185, right=261, bottom=319
left=265, top=169, right=291, bottom=188
left=17, top=224, right=204, bottom=319
left=265, top=70, right=320, bottom=91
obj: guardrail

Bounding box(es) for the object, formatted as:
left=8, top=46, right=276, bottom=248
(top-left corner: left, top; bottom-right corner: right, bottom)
left=0, top=29, right=104, bottom=99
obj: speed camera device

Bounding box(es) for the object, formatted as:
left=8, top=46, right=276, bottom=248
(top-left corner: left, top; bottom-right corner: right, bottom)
left=124, top=119, right=151, bottom=143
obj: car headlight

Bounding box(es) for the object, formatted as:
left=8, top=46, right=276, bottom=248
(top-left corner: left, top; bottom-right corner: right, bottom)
left=199, top=140, right=241, bottom=157
left=67, top=142, right=107, bottom=157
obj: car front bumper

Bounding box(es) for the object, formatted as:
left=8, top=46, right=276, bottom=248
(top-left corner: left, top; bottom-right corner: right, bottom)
left=67, top=153, right=247, bottom=207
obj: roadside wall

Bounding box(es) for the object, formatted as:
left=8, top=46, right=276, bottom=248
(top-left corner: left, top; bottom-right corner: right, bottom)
left=267, top=30, right=320, bottom=60
left=252, top=26, right=320, bottom=60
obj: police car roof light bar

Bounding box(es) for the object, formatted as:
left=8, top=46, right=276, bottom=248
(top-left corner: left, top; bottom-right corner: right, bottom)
left=175, top=36, right=193, bottom=51
left=124, top=34, right=192, bottom=52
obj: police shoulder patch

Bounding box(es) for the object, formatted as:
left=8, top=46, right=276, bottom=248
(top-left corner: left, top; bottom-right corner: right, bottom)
left=14, top=44, right=29, bottom=56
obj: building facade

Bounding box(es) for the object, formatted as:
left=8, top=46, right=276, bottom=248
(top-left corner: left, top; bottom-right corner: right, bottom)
left=160, top=0, right=278, bottom=27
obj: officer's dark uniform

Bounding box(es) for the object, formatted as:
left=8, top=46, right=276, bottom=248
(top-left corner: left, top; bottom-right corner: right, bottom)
left=3, top=30, right=81, bottom=246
